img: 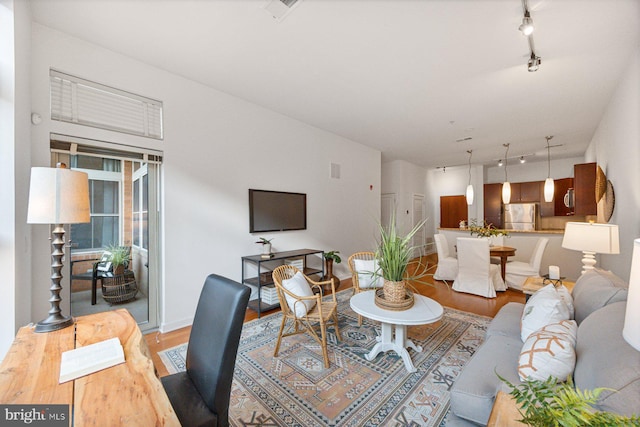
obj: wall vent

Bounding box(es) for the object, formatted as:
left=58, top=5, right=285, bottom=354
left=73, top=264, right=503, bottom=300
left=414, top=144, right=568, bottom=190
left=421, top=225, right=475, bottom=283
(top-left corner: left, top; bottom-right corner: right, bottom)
left=330, top=163, right=341, bottom=179
left=263, top=0, right=303, bottom=21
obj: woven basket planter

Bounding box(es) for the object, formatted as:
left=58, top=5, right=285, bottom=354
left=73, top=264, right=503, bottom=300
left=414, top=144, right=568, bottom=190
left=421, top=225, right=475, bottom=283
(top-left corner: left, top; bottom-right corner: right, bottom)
left=374, top=280, right=414, bottom=311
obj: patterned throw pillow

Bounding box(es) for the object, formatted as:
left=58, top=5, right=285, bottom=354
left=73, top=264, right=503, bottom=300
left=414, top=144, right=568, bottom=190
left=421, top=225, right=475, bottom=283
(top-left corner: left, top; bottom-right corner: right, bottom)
left=521, top=283, right=574, bottom=341
left=518, top=320, right=578, bottom=382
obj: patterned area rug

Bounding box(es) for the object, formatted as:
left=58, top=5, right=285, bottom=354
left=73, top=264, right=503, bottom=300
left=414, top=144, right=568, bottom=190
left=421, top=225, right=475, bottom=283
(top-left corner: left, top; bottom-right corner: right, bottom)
left=158, top=289, right=490, bottom=427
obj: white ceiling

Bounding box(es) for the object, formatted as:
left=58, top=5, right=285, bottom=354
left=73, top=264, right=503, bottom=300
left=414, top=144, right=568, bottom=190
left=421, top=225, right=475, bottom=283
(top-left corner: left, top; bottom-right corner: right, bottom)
left=29, top=0, right=640, bottom=168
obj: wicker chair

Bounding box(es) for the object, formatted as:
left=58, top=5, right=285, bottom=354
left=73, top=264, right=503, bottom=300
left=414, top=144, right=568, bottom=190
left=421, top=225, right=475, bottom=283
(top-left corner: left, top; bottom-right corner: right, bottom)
left=347, top=251, right=384, bottom=325
left=272, top=265, right=341, bottom=368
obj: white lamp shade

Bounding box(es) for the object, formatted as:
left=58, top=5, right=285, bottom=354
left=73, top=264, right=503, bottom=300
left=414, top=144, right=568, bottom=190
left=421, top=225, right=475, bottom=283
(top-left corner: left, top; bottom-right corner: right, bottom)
left=502, top=181, right=511, bottom=204
left=27, top=167, right=90, bottom=224
left=466, top=184, right=474, bottom=205
left=623, top=238, right=640, bottom=351
left=562, top=222, right=620, bottom=254
left=544, top=177, right=554, bottom=202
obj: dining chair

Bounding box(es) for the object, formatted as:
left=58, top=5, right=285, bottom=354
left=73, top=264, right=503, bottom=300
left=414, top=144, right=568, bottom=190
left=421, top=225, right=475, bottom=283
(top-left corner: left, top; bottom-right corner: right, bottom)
left=161, top=274, right=250, bottom=427
left=433, top=234, right=458, bottom=283
left=347, top=251, right=384, bottom=325
left=452, top=237, right=506, bottom=298
left=505, top=237, right=549, bottom=290
left=272, top=265, right=341, bottom=368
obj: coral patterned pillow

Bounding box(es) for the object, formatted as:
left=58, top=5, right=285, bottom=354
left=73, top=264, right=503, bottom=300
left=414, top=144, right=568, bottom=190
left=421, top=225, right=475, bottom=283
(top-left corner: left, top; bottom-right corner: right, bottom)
left=518, top=320, right=578, bottom=382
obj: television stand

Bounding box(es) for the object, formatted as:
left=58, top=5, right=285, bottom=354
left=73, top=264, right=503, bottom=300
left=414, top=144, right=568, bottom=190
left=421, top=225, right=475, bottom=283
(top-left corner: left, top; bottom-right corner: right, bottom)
left=241, top=249, right=324, bottom=318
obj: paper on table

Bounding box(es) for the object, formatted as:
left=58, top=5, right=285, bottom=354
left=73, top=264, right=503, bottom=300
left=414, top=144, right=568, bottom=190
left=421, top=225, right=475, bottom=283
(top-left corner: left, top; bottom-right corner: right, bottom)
left=59, top=337, right=125, bottom=383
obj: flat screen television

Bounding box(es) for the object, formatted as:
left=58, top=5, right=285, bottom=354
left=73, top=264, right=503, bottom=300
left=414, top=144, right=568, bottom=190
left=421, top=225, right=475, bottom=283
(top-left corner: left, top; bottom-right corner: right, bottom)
left=249, top=189, right=307, bottom=233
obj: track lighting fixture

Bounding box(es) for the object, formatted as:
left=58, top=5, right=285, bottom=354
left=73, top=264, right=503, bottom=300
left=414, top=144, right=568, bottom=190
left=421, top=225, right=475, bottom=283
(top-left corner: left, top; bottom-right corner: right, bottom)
left=498, top=159, right=503, bottom=167
left=520, top=0, right=541, bottom=72
left=519, top=10, right=534, bottom=36
left=502, top=144, right=511, bottom=204
left=520, top=156, right=526, bottom=164
left=466, top=150, right=474, bottom=206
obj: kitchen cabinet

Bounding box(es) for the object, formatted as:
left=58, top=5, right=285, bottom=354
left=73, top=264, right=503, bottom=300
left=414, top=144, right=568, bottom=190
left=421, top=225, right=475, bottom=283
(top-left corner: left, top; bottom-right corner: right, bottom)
left=440, top=195, right=467, bottom=228
left=519, top=181, right=540, bottom=203
left=540, top=177, right=574, bottom=217
left=483, top=183, right=503, bottom=228
left=574, top=162, right=597, bottom=216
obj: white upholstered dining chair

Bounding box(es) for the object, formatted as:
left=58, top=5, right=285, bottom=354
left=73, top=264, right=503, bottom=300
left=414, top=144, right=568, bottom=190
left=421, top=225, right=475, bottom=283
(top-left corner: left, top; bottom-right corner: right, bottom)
left=433, top=234, right=458, bottom=282
left=505, top=237, right=549, bottom=290
left=452, top=237, right=506, bottom=298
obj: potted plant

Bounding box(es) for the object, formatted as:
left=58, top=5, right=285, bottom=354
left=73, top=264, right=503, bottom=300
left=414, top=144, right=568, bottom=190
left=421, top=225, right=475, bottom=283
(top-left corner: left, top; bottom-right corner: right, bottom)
left=255, top=237, right=273, bottom=256
left=375, top=214, right=430, bottom=305
left=322, top=251, right=342, bottom=291
left=468, top=219, right=509, bottom=245
left=106, top=245, right=130, bottom=275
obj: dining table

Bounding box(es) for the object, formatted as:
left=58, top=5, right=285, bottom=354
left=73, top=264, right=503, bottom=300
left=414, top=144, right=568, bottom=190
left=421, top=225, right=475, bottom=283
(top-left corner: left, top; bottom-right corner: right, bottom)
left=489, top=246, right=517, bottom=281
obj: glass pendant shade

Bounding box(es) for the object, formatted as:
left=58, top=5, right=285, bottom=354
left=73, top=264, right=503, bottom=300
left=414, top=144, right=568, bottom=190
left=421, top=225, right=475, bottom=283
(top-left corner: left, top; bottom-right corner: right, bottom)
left=544, top=177, right=555, bottom=202
left=466, top=184, right=474, bottom=205
left=502, top=181, right=511, bottom=204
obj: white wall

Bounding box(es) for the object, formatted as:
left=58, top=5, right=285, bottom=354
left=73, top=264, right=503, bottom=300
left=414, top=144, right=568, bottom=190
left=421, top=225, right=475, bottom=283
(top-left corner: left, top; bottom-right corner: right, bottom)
left=29, top=24, right=382, bottom=333
left=426, top=163, right=483, bottom=236
left=584, top=48, right=640, bottom=281
left=381, top=160, right=428, bottom=235
left=0, top=0, right=32, bottom=358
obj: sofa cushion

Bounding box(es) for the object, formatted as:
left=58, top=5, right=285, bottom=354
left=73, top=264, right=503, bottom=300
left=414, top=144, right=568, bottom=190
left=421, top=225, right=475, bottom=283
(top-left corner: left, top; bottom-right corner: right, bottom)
left=518, top=320, right=577, bottom=382
left=486, top=302, right=524, bottom=339
left=521, top=284, right=573, bottom=341
left=572, top=268, right=628, bottom=325
left=574, top=301, right=640, bottom=417
left=449, top=334, right=523, bottom=426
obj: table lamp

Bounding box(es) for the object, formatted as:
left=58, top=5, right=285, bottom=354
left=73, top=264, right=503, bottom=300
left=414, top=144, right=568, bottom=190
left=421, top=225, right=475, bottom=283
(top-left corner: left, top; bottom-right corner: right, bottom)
left=561, top=222, right=619, bottom=275
left=623, top=238, right=640, bottom=351
left=27, top=163, right=90, bottom=332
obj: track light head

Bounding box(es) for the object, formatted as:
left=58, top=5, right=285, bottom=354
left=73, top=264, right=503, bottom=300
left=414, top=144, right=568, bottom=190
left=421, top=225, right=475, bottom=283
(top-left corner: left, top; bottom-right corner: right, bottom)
left=519, top=12, right=534, bottom=36
left=528, top=53, right=541, bottom=72
left=498, top=159, right=503, bottom=167
left=520, top=156, right=526, bottom=164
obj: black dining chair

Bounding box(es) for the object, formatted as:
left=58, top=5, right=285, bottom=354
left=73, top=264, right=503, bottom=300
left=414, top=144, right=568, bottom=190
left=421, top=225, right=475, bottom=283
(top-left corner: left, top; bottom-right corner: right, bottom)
left=161, top=274, right=250, bottom=427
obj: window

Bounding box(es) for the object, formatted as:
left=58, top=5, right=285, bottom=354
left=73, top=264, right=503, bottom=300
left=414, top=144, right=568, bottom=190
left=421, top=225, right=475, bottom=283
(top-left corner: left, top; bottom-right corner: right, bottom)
left=69, top=155, right=122, bottom=250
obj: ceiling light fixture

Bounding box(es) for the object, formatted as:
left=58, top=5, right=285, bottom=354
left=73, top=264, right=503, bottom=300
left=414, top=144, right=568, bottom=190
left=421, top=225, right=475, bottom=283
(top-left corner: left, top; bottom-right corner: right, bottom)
left=520, top=156, right=526, bottom=164
left=466, top=150, right=474, bottom=206
left=520, top=0, right=541, bottom=72
left=519, top=9, right=534, bottom=36
left=502, top=143, right=511, bottom=204
left=498, top=159, right=503, bottom=167
left=544, top=135, right=555, bottom=202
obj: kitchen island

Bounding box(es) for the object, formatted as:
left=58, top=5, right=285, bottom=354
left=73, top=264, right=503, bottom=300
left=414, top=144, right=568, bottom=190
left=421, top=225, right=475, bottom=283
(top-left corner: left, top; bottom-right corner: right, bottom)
left=437, top=228, right=584, bottom=282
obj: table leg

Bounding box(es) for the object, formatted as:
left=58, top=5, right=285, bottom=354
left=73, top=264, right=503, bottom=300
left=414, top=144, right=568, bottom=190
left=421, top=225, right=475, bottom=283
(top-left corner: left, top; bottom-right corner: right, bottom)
left=365, top=323, right=421, bottom=373
left=500, top=255, right=507, bottom=281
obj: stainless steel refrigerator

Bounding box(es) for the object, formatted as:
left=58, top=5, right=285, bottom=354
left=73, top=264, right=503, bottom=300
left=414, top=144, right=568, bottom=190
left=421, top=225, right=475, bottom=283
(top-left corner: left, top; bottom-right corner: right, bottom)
left=504, top=203, right=538, bottom=231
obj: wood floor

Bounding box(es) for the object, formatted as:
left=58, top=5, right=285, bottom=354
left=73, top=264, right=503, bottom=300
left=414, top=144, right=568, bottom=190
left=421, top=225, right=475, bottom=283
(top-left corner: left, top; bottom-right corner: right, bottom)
left=145, top=253, right=525, bottom=377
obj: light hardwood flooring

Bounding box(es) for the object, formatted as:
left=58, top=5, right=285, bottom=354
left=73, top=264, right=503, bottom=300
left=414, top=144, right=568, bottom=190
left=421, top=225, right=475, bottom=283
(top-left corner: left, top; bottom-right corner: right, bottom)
left=145, top=253, right=525, bottom=377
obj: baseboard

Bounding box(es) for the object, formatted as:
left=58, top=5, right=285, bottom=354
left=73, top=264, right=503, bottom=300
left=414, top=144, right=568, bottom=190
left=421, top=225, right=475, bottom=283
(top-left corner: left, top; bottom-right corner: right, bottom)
left=160, top=316, right=194, bottom=333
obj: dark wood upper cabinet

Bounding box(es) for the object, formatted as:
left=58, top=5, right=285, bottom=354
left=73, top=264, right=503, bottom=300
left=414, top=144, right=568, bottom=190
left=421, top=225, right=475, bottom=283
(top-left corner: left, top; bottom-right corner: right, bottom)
left=483, top=183, right=503, bottom=228
left=519, top=181, right=540, bottom=202
left=574, top=162, right=597, bottom=216
left=440, top=195, right=468, bottom=228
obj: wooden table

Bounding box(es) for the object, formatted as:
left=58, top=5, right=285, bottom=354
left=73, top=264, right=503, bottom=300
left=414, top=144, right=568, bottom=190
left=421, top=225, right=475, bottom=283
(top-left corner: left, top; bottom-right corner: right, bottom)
left=523, top=276, right=576, bottom=299
left=0, top=309, right=179, bottom=426
left=490, top=246, right=516, bottom=281
left=487, top=391, right=525, bottom=426
left=350, top=291, right=443, bottom=373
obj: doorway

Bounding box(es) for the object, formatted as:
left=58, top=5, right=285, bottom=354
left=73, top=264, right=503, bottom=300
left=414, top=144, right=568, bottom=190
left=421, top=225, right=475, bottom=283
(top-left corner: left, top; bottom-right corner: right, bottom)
left=52, top=138, right=161, bottom=331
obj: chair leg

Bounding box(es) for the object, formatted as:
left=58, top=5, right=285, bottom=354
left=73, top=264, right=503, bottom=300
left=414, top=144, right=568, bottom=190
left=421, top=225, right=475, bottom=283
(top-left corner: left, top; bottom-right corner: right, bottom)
left=273, top=315, right=287, bottom=357
left=320, top=321, right=329, bottom=368
left=358, top=314, right=363, bottom=326
left=332, top=312, right=342, bottom=341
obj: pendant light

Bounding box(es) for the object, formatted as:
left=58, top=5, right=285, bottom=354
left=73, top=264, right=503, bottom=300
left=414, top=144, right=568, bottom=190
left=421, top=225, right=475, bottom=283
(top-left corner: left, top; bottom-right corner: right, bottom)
left=502, top=143, right=511, bottom=204
left=465, top=150, right=474, bottom=205
left=544, top=135, right=554, bottom=202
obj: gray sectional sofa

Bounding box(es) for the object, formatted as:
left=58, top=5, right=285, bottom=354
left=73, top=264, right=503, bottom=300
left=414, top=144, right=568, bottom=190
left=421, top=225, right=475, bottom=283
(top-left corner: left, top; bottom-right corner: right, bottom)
left=447, top=268, right=640, bottom=426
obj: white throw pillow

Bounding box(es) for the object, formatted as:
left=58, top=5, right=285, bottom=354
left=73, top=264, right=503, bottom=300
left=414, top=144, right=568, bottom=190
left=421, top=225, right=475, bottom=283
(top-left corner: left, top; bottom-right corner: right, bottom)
left=521, top=284, right=573, bottom=341
left=518, top=320, right=578, bottom=382
left=353, top=259, right=384, bottom=289
left=282, top=271, right=316, bottom=317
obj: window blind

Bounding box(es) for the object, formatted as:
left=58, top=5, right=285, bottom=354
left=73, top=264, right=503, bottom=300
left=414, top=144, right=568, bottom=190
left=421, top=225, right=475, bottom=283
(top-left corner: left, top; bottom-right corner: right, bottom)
left=50, top=70, right=163, bottom=140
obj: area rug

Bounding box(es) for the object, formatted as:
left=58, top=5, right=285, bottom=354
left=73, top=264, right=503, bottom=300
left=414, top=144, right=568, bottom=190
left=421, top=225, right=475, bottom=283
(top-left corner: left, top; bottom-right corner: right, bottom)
left=158, top=289, right=490, bottom=427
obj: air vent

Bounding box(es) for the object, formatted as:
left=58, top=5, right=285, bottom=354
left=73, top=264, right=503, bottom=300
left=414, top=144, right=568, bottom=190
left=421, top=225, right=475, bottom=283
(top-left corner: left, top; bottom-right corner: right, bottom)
left=330, top=163, right=341, bottom=179
left=263, top=0, right=302, bottom=21
left=455, top=137, right=473, bottom=143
